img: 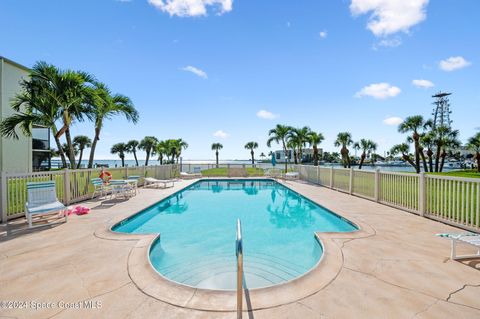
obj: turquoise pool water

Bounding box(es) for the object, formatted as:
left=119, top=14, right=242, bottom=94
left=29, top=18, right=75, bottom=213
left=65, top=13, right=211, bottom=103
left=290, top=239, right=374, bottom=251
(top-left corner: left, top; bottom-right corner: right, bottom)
left=113, top=179, right=357, bottom=290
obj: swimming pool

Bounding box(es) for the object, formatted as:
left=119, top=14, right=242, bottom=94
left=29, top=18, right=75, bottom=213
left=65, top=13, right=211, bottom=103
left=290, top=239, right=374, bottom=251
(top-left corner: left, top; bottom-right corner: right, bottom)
left=113, top=179, right=357, bottom=290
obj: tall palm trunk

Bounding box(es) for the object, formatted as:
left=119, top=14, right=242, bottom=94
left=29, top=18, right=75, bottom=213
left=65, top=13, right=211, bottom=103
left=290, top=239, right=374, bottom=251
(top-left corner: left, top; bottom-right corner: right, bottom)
left=419, top=146, right=428, bottom=172
left=51, top=127, right=67, bottom=168
left=435, top=143, right=442, bottom=172
left=77, top=148, right=84, bottom=169
left=427, top=148, right=433, bottom=173
left=65, top=127, right=76, bottom=168
left=145, top=150, right=151, bottom=166
left=359, top=152, right=366, bottom=169
left=88, top=128, right=101, bottom=168
left=439, top=151, right=447, bottom=172
left=282, top=141, right=288, bottom=173
left=251, top=150, right=254, bottom=165
left=413, top=134, right=420, bottom=173
left=133, top=150, right=138, bottom=166
left=293, top=149, right=298, bottom=164
left=313, top=145, right=319, bottom=166
left=215, top=151, right=219, bottom=167
left=402, top=154, right=416, bottom=168
left=159, top=154, right=163, bottom=165
left=121, top=156, right=125, bottom=167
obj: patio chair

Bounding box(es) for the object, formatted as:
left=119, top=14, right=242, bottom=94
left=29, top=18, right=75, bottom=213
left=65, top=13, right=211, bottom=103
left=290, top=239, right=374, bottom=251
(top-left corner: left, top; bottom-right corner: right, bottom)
left=144, top=177, right=175, bottom=188
left=25, top=181, right=67, bottom=228
left=91, top=178, right=111, bottom=199
left=110, top=180, right=135, bottom=199
left=127, top=175, right=140, bottom=193
left=437, top=233, right=480, bottom=260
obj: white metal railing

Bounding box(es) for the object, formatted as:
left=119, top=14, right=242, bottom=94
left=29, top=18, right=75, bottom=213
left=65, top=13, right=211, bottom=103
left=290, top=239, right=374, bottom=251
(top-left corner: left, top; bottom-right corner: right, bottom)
left=236, top=218, right=243, bottom=319
left=0, top=164, right=178, bottom=222
left=293, top=165, right=480, bottom=232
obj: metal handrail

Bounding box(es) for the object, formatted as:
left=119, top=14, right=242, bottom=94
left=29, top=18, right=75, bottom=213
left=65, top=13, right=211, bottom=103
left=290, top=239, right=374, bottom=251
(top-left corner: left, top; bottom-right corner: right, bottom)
left=236, top=219, right=243, bottom=319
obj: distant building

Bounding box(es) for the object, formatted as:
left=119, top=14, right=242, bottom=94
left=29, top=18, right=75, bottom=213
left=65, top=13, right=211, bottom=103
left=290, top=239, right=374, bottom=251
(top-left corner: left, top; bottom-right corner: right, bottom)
left=274, top=148, right=322, bottom=163
left=0, top=56, right=51, bottom=172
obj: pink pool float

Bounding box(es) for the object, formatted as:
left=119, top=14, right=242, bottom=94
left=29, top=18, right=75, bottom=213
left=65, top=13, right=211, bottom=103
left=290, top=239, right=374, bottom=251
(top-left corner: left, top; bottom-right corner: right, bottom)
left=65, top=206, right=90, bottom=216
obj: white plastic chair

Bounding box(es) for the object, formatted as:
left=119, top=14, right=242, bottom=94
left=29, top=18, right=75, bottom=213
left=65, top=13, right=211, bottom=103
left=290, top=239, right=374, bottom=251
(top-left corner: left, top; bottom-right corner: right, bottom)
left=25, top=181, right=67, bottom=228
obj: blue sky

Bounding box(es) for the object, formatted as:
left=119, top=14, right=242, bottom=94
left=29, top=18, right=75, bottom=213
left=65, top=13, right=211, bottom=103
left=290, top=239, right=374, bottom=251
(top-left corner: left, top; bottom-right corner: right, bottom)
left=1, top=0, right=479, bottom=160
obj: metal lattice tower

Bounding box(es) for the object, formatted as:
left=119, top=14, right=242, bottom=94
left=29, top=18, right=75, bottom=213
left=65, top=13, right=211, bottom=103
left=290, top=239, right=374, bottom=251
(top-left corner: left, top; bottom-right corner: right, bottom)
left=432, top=92, right=452, bottom=129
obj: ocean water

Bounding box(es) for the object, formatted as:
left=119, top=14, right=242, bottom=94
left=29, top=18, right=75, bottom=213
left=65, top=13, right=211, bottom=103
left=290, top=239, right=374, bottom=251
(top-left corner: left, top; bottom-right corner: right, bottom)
left=113, top=179, right=357, bottom=290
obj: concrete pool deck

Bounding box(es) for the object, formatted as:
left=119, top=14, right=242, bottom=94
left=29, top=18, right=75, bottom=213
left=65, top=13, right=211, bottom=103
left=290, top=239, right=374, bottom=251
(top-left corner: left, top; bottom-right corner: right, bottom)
left=0, top=178, right=479, bottom=318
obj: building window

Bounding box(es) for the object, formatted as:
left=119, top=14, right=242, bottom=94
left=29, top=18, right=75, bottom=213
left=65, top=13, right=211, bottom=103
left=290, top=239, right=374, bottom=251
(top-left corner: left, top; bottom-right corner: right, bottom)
left=32, top=127, right=51, bottom=171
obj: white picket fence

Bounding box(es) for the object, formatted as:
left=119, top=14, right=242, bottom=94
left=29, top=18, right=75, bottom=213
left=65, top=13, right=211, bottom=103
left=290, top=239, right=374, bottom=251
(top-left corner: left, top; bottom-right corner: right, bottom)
left=294, top=165, right=480, bottom=232
left=0, top=164, right=178, bottom=222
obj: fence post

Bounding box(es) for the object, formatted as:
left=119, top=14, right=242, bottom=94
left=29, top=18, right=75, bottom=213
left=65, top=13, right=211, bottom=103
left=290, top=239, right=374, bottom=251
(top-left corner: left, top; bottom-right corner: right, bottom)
left=125, top=166, right=128, bottom=179
left=1, top=171, right=7, bottom=224
left=330, top=167, right=334, bottom=189
left=418, top=173, right=426, bottom=217
left=374, top=169, right=380, bottom=202
left=64, top=168, right=70, bottom=205
left=349, top=168, right=354, bottom=195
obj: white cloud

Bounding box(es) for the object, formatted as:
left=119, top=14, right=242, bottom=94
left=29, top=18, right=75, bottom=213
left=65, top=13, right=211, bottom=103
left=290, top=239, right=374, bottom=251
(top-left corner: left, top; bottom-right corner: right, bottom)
left=412, top=79, right=434, bottom=89
left=383, top=116, right=403, bottom=126
left=374, top=37, right=402, bottom=49
left=355, top=83, right=401, bottom=99
left=180, top=66, right=208, bottom=79
left=256, top=110, right=279, bottom=120
left=319, top=30, right=328, bottom=39
left=213, top=130, right=229, bottom=139
left=350, top=0, right=429, bottom=36
left=439, top=56, right=471, bottom=72
left=148, top=0, right=232, bottom=17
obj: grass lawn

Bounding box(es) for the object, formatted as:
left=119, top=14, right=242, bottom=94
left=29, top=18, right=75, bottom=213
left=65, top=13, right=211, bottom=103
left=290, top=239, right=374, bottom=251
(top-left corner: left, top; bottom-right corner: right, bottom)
left=428, top=170, right=480, bottom=179
left=201, top=167, right=265, bottom=177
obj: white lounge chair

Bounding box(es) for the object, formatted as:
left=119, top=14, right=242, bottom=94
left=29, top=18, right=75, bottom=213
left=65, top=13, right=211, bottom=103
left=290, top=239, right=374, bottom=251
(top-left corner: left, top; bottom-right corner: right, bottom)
left=437, top=233, right=480, bottom=260
left=284, top=172, right=299, bottom=180
left=180, top=171, right=202, bottom=179
left=144, top=177, right=174, bottom=188
left=25, top=181, right=67, bottom=228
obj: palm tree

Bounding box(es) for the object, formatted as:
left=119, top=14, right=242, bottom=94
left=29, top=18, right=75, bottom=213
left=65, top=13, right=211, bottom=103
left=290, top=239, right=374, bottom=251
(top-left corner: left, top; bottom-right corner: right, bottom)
left=139, top=136, right=158, bottom=166
left=88, top=82, right=139, bottom=168
left=334, top=132, right=353, bottom=168
left=308, top=132, right=324, bottom=166
left=287, top=135, right=300, bottom=164
left=288, top=126, right=311, bottom=163
left=172, top=139, right=189, bottom=163
left=126, top=140, right=140, bottom=166
left=390, top=143, right=416, bottom=169
left=211, top=143, right=223, bottom=167
left=0, top=62, right=68, bottom=167
left=73, top=135, right=92, bottom=169
left=355, top=139, right=377, bottom=169
left=267, top=124, right=292, bottom=172
left=398, top=115, right=425, bottom=173
left=156, top=140, right=168, bottom=165
left=421, top=132, right=435, bottom=173
left=244, top=142, right=259, bottom=164
left=467, top=132, right=480, bottom=172
left=439, top=129, right=461, bottom=172
left=259, top=152, right=266, bottom=161
left=111, top=143, right=127, bottom=167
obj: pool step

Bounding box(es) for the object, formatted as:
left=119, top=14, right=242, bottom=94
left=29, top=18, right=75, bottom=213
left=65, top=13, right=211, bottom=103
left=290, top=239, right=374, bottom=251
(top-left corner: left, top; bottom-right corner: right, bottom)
left=159, top=252, right=308, bottom=289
